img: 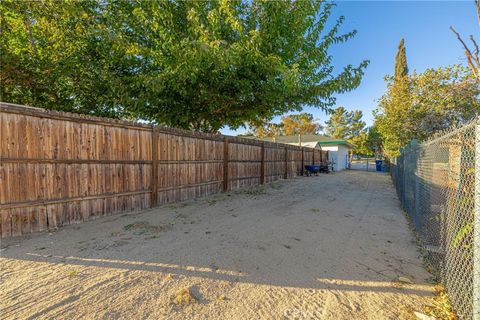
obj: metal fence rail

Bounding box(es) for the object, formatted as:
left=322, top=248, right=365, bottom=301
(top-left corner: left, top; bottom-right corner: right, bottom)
left=391, top=121, right=479, bottom=320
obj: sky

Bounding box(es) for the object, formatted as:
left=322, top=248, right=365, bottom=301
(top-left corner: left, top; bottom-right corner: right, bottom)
left=220, top=0, right=478, bottom=136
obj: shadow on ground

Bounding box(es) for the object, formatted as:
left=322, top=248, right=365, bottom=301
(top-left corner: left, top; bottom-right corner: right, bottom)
left=1, top=171, right=434, bottom=319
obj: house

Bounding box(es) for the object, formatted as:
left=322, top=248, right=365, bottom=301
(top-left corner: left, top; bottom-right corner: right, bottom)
left=254, top=134, right=352, bottom=171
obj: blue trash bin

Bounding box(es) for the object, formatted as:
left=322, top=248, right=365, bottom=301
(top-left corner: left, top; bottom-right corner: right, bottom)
left=375, top=160, right=383, bottom=172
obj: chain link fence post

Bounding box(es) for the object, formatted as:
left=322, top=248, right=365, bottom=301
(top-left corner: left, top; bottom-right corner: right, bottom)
left=475, top=125, right=480, bottom=320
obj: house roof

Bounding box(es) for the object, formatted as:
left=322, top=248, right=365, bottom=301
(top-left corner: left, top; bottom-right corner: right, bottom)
left=247, top=134, right=352, bottom=148
left=286, top=141, right=319, bottom=149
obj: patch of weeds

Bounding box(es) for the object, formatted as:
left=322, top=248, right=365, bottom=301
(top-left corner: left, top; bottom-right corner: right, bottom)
left=238, top=186, right=266, bottom=196
left=123, top=221, right=169, bottom=235
left=269, top=182, right=283, bottom=190
left=68, top=271, right=78, bottom=278
left=423, top=284, right=457, bottom=320
left=168, top=203, right=189, bottom=210
left=170, top=288, right=197, bottom=306
left=206, top=199, right=217, bottom=206
left=310, top=208, right=320, bottom=213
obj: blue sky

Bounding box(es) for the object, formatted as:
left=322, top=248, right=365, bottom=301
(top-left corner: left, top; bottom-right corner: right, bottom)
left=221, top=0, right=477, bottom=135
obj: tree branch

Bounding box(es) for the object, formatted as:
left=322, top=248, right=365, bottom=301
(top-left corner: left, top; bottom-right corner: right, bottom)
left=451, top=26, right=479, bottom=81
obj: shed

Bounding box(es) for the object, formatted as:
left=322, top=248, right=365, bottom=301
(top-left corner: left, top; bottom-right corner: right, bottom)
left=252, top=134, right=352, bottom=171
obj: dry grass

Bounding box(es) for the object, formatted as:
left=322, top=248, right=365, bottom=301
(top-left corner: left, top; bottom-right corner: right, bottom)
left=423, top=285, right=457, bottom=320
left=123, top=222, right=169, bottom=235
left=170, top=288, right=198, bottom=306
left=236, top=186, right=266, bottom=196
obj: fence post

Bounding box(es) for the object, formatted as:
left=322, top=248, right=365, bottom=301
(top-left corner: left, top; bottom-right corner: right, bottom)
left=414, top=158, right=420, bottom=227
left=151, top=127, right=158, bottom=208
left=223, top=137, right=229, bottom=191
left=284, top=146, right=288, bottom=179
left=401, top=147, right=407, bottom=209
left=474, top=125, right=480, bottom=320
left=312, top=148, right=315, bottom=165
left=412, top=141, right=420, bottom=227
left=301, top=147, right=304, bottom=176
left=260, top=142, right=265, bottom=184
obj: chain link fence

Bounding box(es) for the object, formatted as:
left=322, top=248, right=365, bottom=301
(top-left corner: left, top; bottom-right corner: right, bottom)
left=350, top=157, right=377, bottom=171
left=391, top=121, right=479, bottom=320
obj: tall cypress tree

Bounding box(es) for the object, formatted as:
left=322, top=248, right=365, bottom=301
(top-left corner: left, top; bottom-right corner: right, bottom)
left=394, top=38, right=409, bottom=81
left=374, top=38, right=412, bottom=158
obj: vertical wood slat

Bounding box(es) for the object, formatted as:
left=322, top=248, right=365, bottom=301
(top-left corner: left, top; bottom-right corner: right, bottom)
left=1, top=210, right=11, bottom=237
left=312, top=149, right=315, bottom=165
left=223, top=138, right=229, bottom=191
left=260, top=142, right=265, bottom=184
left=284, top=146, right=288, bottom=179
left=151, top=127, right=158, bottom=207
left=301, top=147, right=304, bottom=176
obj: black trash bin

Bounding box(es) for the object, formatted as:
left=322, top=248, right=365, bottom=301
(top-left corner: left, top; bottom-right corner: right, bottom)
left=375, top=160, right=383, bottom=172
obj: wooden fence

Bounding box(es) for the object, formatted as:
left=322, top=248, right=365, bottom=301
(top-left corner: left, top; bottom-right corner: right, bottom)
left=0, top=103, right=327, bottom=238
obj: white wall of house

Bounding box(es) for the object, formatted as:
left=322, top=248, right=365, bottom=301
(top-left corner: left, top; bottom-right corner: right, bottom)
left=321, top=145, right=350, bottom=171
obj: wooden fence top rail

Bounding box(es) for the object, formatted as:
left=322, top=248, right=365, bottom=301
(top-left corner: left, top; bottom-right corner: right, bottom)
left=0, top=102, right=317, bottom=151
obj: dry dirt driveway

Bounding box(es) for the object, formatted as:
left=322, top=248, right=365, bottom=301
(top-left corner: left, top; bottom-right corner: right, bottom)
left=1, top=170, right=434, bottom=319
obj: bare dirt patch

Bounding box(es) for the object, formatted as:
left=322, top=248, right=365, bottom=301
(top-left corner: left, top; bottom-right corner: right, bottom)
left=0, top=171, right=434, bottom=319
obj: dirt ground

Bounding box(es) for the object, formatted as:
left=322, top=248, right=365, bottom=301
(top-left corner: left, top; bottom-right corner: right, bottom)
left=0, top=170, right=434, bottom=320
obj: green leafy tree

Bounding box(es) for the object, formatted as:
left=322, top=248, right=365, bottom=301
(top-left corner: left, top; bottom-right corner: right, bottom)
left=281, top=113, right=322, bottom=136
left=394, top=38, right=408, bottom=81
left=250, top=122, right=283, bottom=139
left=324, top=107, right=367, bottom=155
left=365, top=124, right=382, bottom=157
left=1, top=0, right=368, bottom=132
left=375, top=65, right=480, bottom=158
left=374, top=38, right=412, bottom=158
left=408, top=66, right=480, bottom=140
left=281, top=113, right=322, bottom=145
left=324, top=107, right=365, bottom=139
left=349, top=131, right=371, bottom=157
left=0, top=0, right=138, bottom=118
left=324, top=107, right=349, bottom=138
